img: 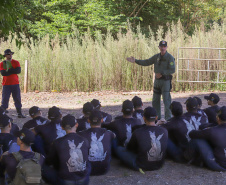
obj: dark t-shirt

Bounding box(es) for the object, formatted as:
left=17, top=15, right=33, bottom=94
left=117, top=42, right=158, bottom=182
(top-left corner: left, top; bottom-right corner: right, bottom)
left=101, top=111, right=112, bottom=123
left=204, top=105, right=221, bottom=127
left=0, top=133, right=17, bottom=153
left=127, top=125, right=168, bottom=171
left=133, top=110, right=145, bottom=124
left=161, top=116, right=191, bottom=148
left=34, top=119, right=66, bottom=154
left=183, top=112, right=209, bottom=130
left=23, top=116, right=49, bottom=130
left=77, top=117, right=91, bottom=132
left=78, top=127, right=115, bottom=175
left=102, top=117, right=142, bottom=146
left=197, top=109, right=209, bottom=123
left=46, top=133, right=90, bottom=181
left=189, top=123, right=226, bottom=168
left=0, top=150, right=44, bottom=181
left=10, top=123, right=19, bottom=136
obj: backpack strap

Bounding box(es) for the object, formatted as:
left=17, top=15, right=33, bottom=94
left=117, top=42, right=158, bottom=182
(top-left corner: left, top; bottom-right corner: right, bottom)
left=33, top=152, right=41, bottom=163
left=12, top=152, right=23, bottom=162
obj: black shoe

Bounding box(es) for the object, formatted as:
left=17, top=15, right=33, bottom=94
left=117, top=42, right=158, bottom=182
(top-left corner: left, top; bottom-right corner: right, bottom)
left=18, top=113, right=26, bottom=118
left=0, top=107, right=8, bottom=113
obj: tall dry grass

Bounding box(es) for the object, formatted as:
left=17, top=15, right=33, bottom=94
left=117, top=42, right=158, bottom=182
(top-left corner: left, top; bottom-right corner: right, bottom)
left=0, top=21, right=225, bottom=92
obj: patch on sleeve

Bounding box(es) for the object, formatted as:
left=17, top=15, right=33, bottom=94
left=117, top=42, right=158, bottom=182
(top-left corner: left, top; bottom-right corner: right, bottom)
left=170, top=62, right=174, bottom=65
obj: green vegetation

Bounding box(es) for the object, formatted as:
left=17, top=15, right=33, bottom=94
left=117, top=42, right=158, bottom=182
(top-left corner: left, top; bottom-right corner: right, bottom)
left=0, top=21, right=225, bottom=92
left=1, top=0, right=226, bottom=39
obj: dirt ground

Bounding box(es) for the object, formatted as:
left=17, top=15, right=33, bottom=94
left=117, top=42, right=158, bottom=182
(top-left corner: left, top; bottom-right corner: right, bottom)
left=5, top=91, right=226, bottom=185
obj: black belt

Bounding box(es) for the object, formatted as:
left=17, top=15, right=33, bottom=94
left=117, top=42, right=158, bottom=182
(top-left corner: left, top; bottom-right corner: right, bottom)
left=156, top=75, right=172, bottom=80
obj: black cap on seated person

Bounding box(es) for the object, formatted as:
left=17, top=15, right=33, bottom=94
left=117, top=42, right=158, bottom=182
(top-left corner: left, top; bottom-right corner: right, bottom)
left=61, top=114, right=77, bottom=128
left=89, top=110, right=103, bottom=124
left=132, top=96, right=142, bottom=108
left=122, top=100, right=133, bottom=114
left=16, top=128, right=35, bottom=146
left=194, top=96, right=202, bottom=106
left=217, top=106, right=226, bottom=121
left=204, top=93, right=220, bottom=104
left=83, top=102, right=94, bottom=114
left=29, top=106, right=41, bottom=116
left=170, top=101, right=183, bottom=116
left=0, top=115, right=11, bottom=128
left=48, top=106, right=61, bottom=119
left=91, top=99, right=101, bottom=109
left=185, top=97, right=198, bottom=111
left=159, top=40, right=167, bottom=47
left=143, top=107, right=157, bottom=119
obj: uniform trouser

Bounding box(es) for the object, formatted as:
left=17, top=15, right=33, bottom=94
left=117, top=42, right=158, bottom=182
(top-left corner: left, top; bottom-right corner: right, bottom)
left=152, top=79, right=172, bottom=120
left=1, top=84, right=22, bottom=109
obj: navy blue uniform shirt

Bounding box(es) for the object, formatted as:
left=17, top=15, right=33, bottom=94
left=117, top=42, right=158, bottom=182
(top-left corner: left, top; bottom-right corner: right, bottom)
left=78, top=127, right=115, bottom=175
left=102, top=117, right=142, bottom=146
left=127, top=125, right=168, bottom=171
left=46, top=133, right=90, bottom=181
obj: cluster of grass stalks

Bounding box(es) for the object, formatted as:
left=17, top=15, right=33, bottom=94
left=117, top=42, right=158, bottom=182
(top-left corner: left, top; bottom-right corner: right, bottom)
left=0, top=21, right=225, bottom=92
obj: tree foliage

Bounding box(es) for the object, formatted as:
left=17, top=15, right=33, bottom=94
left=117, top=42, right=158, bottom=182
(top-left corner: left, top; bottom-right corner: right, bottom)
left=1, top=0, right=226, bottom=39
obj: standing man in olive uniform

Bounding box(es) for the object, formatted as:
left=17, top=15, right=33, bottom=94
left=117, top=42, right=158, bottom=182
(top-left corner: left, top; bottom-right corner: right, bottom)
left=126, top=41, right=175, bottom=120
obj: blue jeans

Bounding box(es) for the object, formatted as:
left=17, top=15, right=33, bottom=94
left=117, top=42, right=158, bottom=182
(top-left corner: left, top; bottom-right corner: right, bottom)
left=191, top=139, right=226, bottom=171
left=166, top=138, right=185, bottom=163
left=115, top=146, right=139, bottom=171
left=1, top=84, right=22, bottom=109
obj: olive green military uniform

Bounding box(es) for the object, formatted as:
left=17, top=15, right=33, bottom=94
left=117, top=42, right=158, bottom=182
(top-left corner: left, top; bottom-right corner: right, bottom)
left=135, top=51, right=175, bottom=120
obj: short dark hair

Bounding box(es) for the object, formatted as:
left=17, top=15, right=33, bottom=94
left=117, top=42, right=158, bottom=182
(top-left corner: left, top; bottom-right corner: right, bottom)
left=170, top=101, right=183, bottom=117
left=89, top=110, right=102, bottom=126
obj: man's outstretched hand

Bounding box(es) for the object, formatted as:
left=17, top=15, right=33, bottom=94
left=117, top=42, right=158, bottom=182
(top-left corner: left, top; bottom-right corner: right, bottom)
left=126, top=56, right=135, bottom=63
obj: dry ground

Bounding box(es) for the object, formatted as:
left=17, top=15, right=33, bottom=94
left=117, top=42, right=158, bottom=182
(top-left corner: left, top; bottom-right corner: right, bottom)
left=4, top=91, right=226, bottom=185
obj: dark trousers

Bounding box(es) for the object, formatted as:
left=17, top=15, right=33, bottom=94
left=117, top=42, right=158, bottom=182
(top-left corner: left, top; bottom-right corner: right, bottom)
left=1, top=84, right=22, bottom=109
left=166, top=138, right=186, bottom=163
left=185, top=139, right=226, bottom=171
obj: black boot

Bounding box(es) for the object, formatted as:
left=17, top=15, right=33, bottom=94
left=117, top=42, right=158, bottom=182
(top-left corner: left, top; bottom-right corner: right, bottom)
left=0, top=106, right=8, bottom=113
left=16, top=108, right=26, bottom=118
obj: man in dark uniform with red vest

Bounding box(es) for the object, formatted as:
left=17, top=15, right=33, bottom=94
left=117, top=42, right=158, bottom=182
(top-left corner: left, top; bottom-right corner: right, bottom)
left=0, top=49, right=25, bottom=118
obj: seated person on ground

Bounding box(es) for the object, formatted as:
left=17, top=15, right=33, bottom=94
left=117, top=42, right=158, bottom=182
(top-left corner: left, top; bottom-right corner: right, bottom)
left=78, top=110, right=115, bottom=176
left=193, top=96, right=209, bottom=123
left=77, top=102, right=94, bottom=132
left=203, top=93, right=221, bottom=127
left=91, top=99, right=112, bottom=123
left=188, top=106, right=226, bottom=171
left=115, top=106, right=168, bottom=171
left=132, top=96, right=145, bottom=124
left=34, top=106, right=66, bottom=156
left=0, top=128, right=44, bottom=184
left=23, top=106, right=49, bottom=130
left=102, top=100, right=142, bottom=147
left=0, top=107, right=19, bottom=136
left=45, top=114, right=91, bottom=185
left=0, top=115, right=18, bottom=155
left=183, top=97, right=209, bottom=130
left=159, top=101, right=192, bottom=163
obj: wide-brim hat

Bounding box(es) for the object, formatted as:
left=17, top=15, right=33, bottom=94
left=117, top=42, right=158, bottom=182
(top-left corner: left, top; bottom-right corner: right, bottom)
left=4, top=49, right=14, bottom=57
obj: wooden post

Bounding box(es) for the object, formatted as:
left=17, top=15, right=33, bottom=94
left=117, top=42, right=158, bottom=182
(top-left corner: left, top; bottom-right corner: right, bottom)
left=24, top=60, right=28, bottom=93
